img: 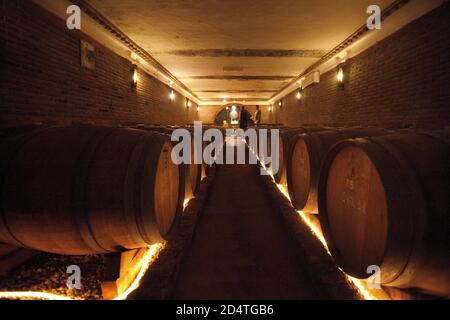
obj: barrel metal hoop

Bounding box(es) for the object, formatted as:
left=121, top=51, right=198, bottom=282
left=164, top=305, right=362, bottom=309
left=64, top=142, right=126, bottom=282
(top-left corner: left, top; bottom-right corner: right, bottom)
left=138, top=134, right=170, bottom=242
left=416, top=132, right=450, bottom=147
left=123, top=133, right=160, bottom=245
left=317, top=139, right=368, bottom=276
left=369, top=136, right=428, bottom=286
left=307, top=132, right=327, bottom=182
left=0, top=127, right=53, bottom=247
left=73, top=127, right=118, bottom=254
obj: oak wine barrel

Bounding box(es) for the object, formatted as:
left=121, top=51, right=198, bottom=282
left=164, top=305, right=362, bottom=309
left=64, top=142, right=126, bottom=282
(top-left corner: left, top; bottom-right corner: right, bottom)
left=274, top=126, right=333, bottom=184
left=318, top=132, right=450, bottom=297
left=135, top=125, right=202, bottom=197
left=287, top=128, right=391, bottom=213
left=0, top=125, right=183, bottom=255
left=249, top=126, right=278, bottom=175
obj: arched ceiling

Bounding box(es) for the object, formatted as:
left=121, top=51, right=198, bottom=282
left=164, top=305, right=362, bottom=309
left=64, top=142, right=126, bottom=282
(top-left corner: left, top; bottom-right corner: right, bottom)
left=87, top=0, right=393, bottom=103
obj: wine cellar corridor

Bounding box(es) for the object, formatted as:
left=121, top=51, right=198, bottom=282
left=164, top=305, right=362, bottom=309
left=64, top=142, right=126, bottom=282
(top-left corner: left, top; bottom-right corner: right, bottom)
left=174, top=163, right=323, bottom=300
left=0, top=0, right=449, bottom=303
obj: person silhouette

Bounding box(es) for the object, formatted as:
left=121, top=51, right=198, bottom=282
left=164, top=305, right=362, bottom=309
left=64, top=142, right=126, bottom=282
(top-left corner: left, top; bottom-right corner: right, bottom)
left=239, top=106, right=250, bottom=129
left=254, top=105, right=261, bottom=126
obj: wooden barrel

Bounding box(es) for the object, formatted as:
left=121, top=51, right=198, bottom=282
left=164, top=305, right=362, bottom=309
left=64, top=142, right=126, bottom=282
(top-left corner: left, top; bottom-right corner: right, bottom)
left=202, top=139, right=214, bottom=176
left=184, top=128, right=202, bottom=197
left=135, top=125, right=202, bottom=197
left=0, top=124, right=45, bottom=139
left=255, top=126, right=273, bottom=158
left=274, top=126, right=333, bottom=184
left=188, top=124, right=220, bottom=177
left=318, top=132, right=450, bottom=297
left=203, top=126, right=226, bottom=174
left=0, top=125, right=183, bottom=255
left=173, top=124, right=224, bottom=177
left=185, top=126, right=203, bottom=193
left=287, top=128, right=391, bottom=213
left=250, top=126, right=277, bottom=175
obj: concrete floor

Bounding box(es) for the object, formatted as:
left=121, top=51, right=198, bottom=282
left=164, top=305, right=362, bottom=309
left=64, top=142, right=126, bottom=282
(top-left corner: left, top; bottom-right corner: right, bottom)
left=173, top=163, right=325, bottom=299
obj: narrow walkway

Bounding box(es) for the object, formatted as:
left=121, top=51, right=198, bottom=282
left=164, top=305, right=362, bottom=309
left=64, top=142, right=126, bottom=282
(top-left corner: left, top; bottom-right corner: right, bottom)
left=173, top=163, right=325, bottom=299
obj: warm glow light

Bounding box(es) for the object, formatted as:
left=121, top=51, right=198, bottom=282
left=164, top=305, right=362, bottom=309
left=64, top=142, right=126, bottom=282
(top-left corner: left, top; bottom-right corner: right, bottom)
left=183, top=198, right=192, bottom=209
left=132, top=65, right=139, bottom=88
left=114, top=243, right=165, bottom=300
left=243, top=141, right=388, bottom=301
left=169, top=90, right=175, bottom=101
left=0, top=291, right=77, bottom=301
left=197, top=107, right=200, bottom=112
left=187, top=100, right=192, bottom=108
left=296, top=91, right=302, bottom=100
left=0, top=243, right=165, bottom=301
left=0, top=144, right=386, bottom=301
left=337, top=67, right=344, bottom=83
left=275, top=184, right=388, bottom=301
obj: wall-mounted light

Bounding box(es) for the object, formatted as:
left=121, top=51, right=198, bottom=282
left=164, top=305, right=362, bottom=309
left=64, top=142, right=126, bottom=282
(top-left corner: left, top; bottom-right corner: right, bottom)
left=269, top=105, right=273, bottom=112
left=131, top=64, right=138, bottom=88
left=337, top=67, right=345, bottom=84
left=186, top=99, right=192, bottom=109
left=278, top=100, right=283, bottom=109
left=223, top=99, right=227, bottom=104
left=296, top=91, right=302, bottom=100
left=196, top=107, right=200, bottom=113
left=169, top=90, right=175, bottom=101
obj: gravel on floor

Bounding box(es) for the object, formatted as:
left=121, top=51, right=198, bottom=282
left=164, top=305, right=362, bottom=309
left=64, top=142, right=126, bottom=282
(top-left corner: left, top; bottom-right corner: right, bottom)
left=0, top=253, right=105, bottom=300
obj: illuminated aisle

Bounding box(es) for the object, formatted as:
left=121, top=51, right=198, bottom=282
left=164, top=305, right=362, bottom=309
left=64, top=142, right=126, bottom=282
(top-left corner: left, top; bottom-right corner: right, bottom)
left=173, top=163, right=328, bottom=299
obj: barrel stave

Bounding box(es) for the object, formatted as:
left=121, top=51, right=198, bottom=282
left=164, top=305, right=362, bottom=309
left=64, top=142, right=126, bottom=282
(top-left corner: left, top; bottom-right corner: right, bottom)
left=0, top=126, right=182, bottom=255
left=288, top=128, right=391, bottom=212
left=318, top=132, right=450, bottom=297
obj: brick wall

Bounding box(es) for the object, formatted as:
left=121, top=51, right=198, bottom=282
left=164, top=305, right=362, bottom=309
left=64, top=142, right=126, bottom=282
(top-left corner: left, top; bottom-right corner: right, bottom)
left=2, top=1, right=449, bottom=130
left=0, top=0, right=199, bottom=128
left=272, top=4, right=450, bottom=130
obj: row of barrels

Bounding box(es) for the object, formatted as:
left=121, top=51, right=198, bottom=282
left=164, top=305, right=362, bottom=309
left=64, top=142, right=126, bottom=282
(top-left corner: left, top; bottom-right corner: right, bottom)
left=272, top=126, right=450, bottom=297
left=133, top=124, right=203, bottom=199
left=140, top=123, right=227, bottom=177
left=0, top=124, right=213, bottom=256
